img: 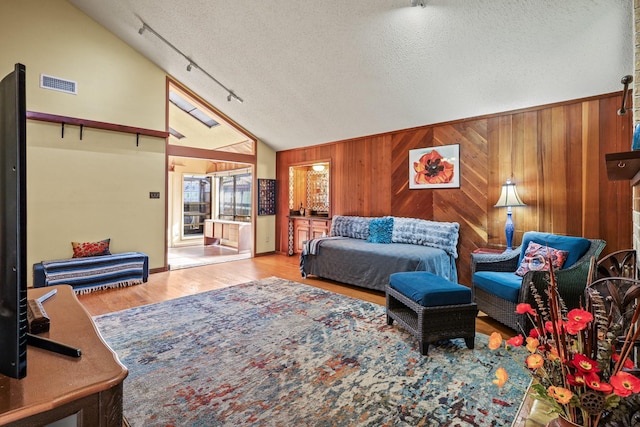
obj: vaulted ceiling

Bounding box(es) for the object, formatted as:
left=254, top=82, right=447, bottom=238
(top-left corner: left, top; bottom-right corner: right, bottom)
left=68, top=0, right=633, bottom=152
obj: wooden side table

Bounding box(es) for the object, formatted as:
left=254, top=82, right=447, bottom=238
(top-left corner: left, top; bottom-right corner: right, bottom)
left=0, top=285, right=127, bottom=426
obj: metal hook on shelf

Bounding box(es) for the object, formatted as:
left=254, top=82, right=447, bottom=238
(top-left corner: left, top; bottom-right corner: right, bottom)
left=618, top=161, right=626, bottom=168
left=618, top=75, right=633, bottom=116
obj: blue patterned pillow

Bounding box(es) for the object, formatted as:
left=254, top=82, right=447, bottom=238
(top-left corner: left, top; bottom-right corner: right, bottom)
left=392, top=217, right=460, bottom=258
left=330, top=215, right=371, bottom=239
left=367, top=217, right=394, bottom=244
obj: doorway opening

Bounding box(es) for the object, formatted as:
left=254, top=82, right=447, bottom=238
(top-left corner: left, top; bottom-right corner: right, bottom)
left=183, top=175, right=212, bottom=238
left=166, top=79, right=256, bottom=270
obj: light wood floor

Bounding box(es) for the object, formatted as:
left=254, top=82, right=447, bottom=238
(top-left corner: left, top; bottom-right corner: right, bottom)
left=167, top=244, right=250, bottom=270
left=78, top=253, right=515, bottom=338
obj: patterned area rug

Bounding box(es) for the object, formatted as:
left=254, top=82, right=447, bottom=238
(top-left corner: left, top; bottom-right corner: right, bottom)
left=94, top=277, right=529, bottom=426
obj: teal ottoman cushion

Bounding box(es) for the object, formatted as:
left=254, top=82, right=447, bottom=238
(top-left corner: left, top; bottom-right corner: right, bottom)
left=389, top=271, right=471, bottom=307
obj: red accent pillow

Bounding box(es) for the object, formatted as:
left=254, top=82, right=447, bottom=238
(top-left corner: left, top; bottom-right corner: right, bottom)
left=515, top=241, right=569, bottom=277
left=71, top=238, right=111, bottom=258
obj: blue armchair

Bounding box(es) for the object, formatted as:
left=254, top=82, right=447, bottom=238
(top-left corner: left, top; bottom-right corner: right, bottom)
left=471, top=232, right=606, bottom=332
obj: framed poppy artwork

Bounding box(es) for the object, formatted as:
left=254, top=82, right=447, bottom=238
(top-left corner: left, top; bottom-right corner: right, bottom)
left=409, top=144, right=460, bottom=189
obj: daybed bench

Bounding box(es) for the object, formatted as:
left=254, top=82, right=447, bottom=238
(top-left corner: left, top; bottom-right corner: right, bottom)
left=300, top=215, right=459, bottom=292
left=33, top=251, right=149, bottom=294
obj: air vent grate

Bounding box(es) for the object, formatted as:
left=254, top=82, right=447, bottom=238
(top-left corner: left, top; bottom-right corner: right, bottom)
left=40, top=74, right=77, bottom=95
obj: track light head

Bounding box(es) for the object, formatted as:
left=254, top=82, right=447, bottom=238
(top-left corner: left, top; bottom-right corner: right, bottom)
left=138, top=25, right=146, bottom=35
left=186, top=63, right=192, bottom=72
left=226, top=92, right=244, bottom=103
left=410, top=0, right=426, bottom=6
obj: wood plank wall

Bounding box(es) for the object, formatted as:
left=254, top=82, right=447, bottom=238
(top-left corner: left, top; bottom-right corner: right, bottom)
left=276, top=92, right=633, bottom=286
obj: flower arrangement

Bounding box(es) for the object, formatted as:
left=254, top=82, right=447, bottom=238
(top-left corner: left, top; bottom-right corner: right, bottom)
left=488, top=265, right=640, bottom=427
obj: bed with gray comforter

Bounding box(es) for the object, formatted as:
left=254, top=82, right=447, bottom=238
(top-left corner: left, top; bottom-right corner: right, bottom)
left=300, top=215, right=459, bottom=292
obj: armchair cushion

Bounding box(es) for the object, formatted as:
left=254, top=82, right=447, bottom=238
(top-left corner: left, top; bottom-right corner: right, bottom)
left=473, top=271, right=523, bottom=303
left=518, top=232, right=590, bottom=269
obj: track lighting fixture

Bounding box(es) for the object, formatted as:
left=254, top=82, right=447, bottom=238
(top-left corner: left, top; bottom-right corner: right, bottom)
left=137, top=19, right=243, bottom=104
left=411, top=0, right=426, bottom=7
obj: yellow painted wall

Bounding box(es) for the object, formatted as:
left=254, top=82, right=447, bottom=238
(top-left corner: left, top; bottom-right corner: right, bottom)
left=256, top=140, right=276, bottom=254
left=1, top=0, right=167, bottom=284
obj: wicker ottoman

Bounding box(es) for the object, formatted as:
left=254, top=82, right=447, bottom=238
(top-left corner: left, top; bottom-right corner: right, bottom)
left=386, top=271, right=478, bottom=355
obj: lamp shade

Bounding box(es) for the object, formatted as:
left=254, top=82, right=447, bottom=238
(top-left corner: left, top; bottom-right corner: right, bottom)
left=494, top=179, right=525, bottom=208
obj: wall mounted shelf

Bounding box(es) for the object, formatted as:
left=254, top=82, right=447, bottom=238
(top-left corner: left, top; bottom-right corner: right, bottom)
left=26, top=111, right=169, bottom=145
left=605, top=151, right=640, bottom=183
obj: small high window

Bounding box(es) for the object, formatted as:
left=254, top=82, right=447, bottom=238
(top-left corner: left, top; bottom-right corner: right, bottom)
left=169, top=90, right=219, bottom=128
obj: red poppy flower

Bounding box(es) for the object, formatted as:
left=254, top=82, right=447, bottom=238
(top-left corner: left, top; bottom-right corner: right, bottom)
left=613, top=353, right=636, bottom=370
left=545, top=320, right=565, bottom=335
left=610, top=371, right=640, bottom=397
left=565, top=320, right=586, bottom=335
left=567, top=308, right=593, bottom=324
left=567, top=373, right=587, bottom=387
left=584, top=373, right=613, bottom=393
left=572, top=354, right=600, bottom=373
left=506, top=335, right=524, bottom=347
left=566, top=309, right=592, bottom=333
left=516, top=303, right=537, bottom=317
left=413, top=149, right=455, bottom=185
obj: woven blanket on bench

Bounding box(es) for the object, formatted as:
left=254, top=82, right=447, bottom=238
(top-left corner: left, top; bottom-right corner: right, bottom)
left=300, top=236, right=345, bottom=278
left=41, top=252, right=148, bottom=295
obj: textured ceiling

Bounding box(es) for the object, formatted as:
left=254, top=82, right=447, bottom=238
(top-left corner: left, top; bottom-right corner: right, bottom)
left=68, top=0, right=633, bottom=152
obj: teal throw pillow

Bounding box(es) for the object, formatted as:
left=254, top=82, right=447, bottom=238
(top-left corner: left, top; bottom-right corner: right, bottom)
left=367, top=217, right=394, bottom=244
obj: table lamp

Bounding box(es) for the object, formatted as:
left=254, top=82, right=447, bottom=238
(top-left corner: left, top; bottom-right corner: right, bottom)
left=494, top=179, right=525, bottom=250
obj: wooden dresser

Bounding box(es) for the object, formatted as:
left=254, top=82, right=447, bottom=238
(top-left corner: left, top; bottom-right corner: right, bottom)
left=289, top=216, right=331, bottom=255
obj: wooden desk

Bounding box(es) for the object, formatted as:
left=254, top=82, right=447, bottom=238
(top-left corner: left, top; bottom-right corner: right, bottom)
left=204, top=219, right=251, bottom=252
left=0, top=285, right=127, bottom=426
